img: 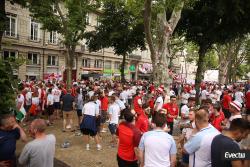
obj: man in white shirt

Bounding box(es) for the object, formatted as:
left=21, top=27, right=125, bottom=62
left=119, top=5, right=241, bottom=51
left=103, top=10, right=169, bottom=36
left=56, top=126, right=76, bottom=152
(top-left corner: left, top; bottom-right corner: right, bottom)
left=234, top=87, right=244, bottom=105
left=181, top=89, right=190, bottom=106
left=119, top=87, right=129, bottom=105
left=138, top=113, right=177, bottom=167
left=154, top=88, right=164, bottom=112
left=81, top=96, right=101, bottom=150
left=108, top=96, right=120, bottom=147
left=180, top=97, right=196, bottom=128
left=52, top=86, right=61, bottom=119
left=184, top=108, right=220, bottom=167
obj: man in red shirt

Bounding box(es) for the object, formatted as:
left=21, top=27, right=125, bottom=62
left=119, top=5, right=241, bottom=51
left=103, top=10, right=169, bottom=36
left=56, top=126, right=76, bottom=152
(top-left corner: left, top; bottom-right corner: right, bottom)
left=210, top=103, right=225, bottom=132
left=117, top=110, right=142, bottom=167
left=100, top=90, right=109, bottom=133
left=133, top=90, right=143, bottom=115
left=162, top=95, right=179, bottom=135
left=222, top=90, right=232, bottom=119
left=135, top=104, right=149, bottom=134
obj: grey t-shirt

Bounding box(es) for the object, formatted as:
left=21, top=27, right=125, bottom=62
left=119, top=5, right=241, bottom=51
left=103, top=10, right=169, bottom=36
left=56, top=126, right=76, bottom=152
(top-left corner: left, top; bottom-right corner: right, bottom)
left=19, top=134, right=56, bottom=167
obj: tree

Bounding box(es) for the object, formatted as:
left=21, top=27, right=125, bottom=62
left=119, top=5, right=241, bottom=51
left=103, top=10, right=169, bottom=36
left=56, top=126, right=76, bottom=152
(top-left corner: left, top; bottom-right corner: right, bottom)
left=176, top=0, right=250, bottom=103
left=27, top=0, right=98, bottom=88
left=85, top=0, right=145, bottom=83
left=144, top=0, right=184, bottom=91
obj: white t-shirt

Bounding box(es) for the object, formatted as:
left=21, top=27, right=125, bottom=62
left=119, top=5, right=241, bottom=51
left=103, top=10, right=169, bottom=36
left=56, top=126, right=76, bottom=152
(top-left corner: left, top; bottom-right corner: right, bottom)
left=120, top=91, right=128, bottom=104
left=190, top=89, right=196, bottom=98
left=32, top=97, right=40, bottom=105
left=139, top=130, right=177, bottom=167
left=155, top=96, right=163, bottom=111
left=215, top=90, right=222, bottom=101
left=96, top=99, right=101, bottom=115
left=47, top=94, right=54, bottom=106
left=17, top=94, right=25, bottom=107
left=181, top=93, right=190, bottom=104
left=184, top=124, right=220, bottom=167
left=181, top=105, right=190, bottom=117
left=116, top=99, right=126, bottom=111
left=108, top=103, right=120, bottom=124
left=52, top=88, right=61, bottom=103
left=201, top=90, right=209, bottom=100
left=82, top=101, right=99, bottom=116
left=234, top=91, right=244, bottom=103
left=25, top=92, right=32, bottom=105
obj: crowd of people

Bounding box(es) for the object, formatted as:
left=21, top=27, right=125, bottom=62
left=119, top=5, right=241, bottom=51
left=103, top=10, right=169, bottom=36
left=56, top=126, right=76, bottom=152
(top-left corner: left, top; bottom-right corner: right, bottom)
left=0, top=78, right=250, bottom=167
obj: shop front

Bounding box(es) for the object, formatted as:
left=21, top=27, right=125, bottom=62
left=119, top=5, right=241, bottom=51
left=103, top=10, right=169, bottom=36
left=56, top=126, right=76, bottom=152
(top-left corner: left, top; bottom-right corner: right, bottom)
left=80, top=67, right=103, bottom=80
left=138, top=63, right=153, bottom=80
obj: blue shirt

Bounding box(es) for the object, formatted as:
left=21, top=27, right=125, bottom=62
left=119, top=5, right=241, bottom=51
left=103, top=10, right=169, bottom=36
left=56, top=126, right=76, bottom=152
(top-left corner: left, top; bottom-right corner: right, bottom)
left=0, top=128, right=20, bottom=160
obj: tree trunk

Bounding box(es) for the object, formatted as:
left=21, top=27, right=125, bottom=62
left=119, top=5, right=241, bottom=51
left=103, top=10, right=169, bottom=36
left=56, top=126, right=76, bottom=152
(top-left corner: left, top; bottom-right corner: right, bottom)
left=143, top=0, right=184, bottom=90
left=120, top=54, right=126, bottom=83
left=195, top=45, right=208, bottom=104
left=0, top=0, right=6, bottom=52
left=66, top=46, right=75, bottom=89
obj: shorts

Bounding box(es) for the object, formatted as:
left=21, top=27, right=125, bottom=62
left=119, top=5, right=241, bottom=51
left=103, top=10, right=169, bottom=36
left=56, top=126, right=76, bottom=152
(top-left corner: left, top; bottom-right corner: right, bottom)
left=47, top=105, right=54, bottom=116
left=63, top=111, right=73, bottom=119
left=81, top=128, right=97, bottom=136
left=182, top=153, right=189, bottom=164
left=108, top=123, right=117, bottom=135
left=222, top=108, right=231, bottom=119
left=54, top=102, right=61, bottom=109
left=117, top=155, right=138, bottom=167
left=76, top=109, right=82, bottom=117
left=101, top=110, right=108, bottom=123
left=96, top=116, right=101, bottom=127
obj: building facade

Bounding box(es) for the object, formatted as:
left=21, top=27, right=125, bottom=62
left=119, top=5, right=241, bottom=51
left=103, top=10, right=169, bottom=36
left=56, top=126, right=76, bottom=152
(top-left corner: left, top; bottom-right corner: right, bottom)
left=1, top=2, right=152, bottom=81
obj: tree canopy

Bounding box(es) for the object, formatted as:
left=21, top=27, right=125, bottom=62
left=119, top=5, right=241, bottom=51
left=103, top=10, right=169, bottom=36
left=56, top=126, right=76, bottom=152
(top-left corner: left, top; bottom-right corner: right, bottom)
left=85, top=0, right=145, bottom=82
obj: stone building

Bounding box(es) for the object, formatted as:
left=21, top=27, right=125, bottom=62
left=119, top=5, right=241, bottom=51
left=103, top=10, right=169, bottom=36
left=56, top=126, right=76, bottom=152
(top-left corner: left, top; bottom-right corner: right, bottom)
left=1, top=2, right=152, bottom=81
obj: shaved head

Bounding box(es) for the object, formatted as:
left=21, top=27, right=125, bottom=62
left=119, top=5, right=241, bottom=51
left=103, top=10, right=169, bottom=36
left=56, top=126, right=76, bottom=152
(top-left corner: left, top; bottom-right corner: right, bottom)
left=30, top=119, right=47, bottom=133
left=195, top=109, right=209, bottom=129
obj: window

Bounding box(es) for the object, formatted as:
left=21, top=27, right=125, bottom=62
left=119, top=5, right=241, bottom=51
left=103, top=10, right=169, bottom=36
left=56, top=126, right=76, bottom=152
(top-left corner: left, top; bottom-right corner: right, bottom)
left=27, top=53, right=40, bottom=65
left=5, top=14, right=17, bottom=37
left=49, top=31, right=57, bottom=44
left=96, top=15, right=100, bottom=26
left=82, top=58, right=90, bottom=68
left=94, top=59, right=103, bottom=68
left=30, top=20, right=39, bottom=41
left=47, top=55, right=58, bottom=66
left=114, top=62, right=120, bottom=69
left=104, top=60, right=112, bottom=69
left=86, top=13, right=90, bottom=25
left=3, top=50, right=17, bottom=61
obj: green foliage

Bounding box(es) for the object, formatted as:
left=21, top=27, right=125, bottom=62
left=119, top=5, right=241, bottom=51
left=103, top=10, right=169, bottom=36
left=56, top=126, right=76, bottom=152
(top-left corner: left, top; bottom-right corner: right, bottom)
left=27, top=0, right=96, bottom=46
left=176, top=0, right=250, bottom=49
left=85, top=0, right=146, bottom=55
left=0, top=59, right=18, bottom=115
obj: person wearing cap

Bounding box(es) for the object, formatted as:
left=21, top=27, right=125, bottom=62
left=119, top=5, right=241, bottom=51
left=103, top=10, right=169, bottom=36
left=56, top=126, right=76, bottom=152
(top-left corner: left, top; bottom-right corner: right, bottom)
left=226, top=100, right=242, bottom=129
left=154, top=87, right=164, bottom=113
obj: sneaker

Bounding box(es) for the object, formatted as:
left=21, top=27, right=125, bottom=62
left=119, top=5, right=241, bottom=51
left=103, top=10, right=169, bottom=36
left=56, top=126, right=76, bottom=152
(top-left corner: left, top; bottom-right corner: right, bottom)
left=97, top=144, right=102, bottom=151
left=86, top=144, right=90, bottom=151
left=100, top=129, right=107, bottom=133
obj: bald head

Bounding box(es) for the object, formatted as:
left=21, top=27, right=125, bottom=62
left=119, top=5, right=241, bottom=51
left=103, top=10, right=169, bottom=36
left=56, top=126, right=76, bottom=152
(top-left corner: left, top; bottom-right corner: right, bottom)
left=30, top=119, right=47, bottom=133
left=195, top=109, right=209, bottom=129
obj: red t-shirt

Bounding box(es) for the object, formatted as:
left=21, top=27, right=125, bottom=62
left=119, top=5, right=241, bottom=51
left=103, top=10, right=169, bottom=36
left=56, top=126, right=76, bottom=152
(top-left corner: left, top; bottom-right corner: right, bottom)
left=210, top=111, right=225, bottom=132
left=133, top=96, right=143, bottom=114
left=117, top=122, right=142, bottom=161
left=163, top=103, right=179, bottom=123
left=222, top=94, right=232, bottom=109
left=246, top=91, right=250, bottom=109
left=135, top=113, right=149, bottom=133
left=100, top=96, right=109, bottom=111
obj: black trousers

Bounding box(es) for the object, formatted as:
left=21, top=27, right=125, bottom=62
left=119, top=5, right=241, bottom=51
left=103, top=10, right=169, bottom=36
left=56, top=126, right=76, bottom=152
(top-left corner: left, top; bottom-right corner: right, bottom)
left=167, top=122, right=174, bottom=135
left=117, top=155, right=138, bottom=167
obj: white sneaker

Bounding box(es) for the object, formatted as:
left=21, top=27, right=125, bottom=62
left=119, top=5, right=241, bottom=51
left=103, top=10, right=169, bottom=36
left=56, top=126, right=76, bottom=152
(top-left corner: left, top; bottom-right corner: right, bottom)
left=86, top=144, right=90, bottom=151
left=97, top=144, right=102, bottom=151
left=100, top=129, right=107, bottom=133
